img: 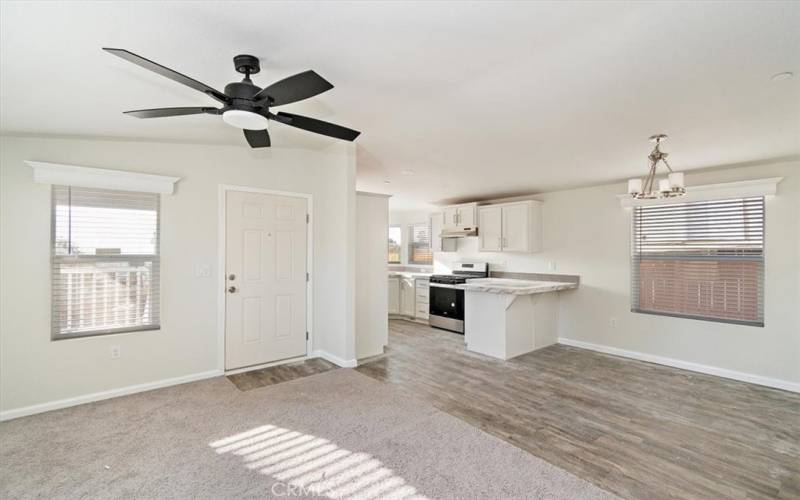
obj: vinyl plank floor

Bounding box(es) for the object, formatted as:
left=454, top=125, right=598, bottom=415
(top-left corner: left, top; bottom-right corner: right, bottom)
left=355, top=320, right=800, bottom=500
left=227, top=357, right=338, bottom=391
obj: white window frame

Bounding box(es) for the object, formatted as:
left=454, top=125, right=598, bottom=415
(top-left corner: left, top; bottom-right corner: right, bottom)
left=630, top=196, right=765, bottom=327
left=50, top=185, right=162, bottom=340
left=407, top=221, right=433, bottom=265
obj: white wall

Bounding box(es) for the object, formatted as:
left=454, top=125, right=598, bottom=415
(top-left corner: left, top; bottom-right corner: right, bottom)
left=355, top=192, right=390, bottom=359
left=0, top=135, right=357, bottom=414
left=437, top=159, right=800, bottom=386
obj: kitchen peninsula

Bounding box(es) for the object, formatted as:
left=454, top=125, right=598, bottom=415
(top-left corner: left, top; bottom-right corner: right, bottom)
left=458, top=278, right=578, bottom=360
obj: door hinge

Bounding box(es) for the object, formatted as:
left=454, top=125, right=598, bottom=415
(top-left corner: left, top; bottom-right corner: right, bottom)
left=306, top=331, right=309, bottom=340
left=306, top=213, right=310, bottom=223
left=306, top=272, right=310, bottom=282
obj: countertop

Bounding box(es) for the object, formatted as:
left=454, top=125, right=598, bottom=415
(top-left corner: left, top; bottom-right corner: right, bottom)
left=388, top=271, right=433, bottom=279
left=457, top=278, right=578, bottom=295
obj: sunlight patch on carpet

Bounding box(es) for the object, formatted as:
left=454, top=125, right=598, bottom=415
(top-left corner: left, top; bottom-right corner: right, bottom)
left=210, top=425, right=429, bottom=499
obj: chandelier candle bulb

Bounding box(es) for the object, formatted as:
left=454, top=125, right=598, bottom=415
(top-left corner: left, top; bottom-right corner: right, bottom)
left=668, top=172, right=684, bottom=189
left=658, top=178, right=671, bottom=193
left=627, top=178, right=643, bottom=194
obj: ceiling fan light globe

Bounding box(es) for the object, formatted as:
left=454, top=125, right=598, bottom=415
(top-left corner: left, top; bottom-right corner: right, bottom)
left=222, top=110, right=269, bottom=130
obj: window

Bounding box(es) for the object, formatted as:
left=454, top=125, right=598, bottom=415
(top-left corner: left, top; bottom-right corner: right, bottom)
left=52, top=185, right=161, bottom=339
left=388, top=225, right=402, bottom=264
left=631, top=197, right=764, bottom=326
left=408, top=222, right=432, bottom=265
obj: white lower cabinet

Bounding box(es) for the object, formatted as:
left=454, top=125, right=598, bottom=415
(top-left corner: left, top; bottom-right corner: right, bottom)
left=415, top=279, right=429, bottom=320
left=388, top=276, right=400, bottom=314
left=400, top=277, right=415, bottom=317
left=388, top=275, right=430, bottom=322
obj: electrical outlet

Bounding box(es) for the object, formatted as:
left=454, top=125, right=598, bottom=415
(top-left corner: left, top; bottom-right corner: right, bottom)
left=548, top=261, right=557, bottom=271
left=110, top=346, right=121, bottom=359
left=609, top=317, right=617, bottom=328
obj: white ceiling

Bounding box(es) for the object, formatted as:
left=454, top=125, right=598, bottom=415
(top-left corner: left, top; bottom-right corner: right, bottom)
left=2, top=1, right=798, bottom=210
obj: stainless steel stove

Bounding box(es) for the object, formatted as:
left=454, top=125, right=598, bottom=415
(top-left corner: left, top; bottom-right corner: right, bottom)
left=428, top=262, right=488, bottom=334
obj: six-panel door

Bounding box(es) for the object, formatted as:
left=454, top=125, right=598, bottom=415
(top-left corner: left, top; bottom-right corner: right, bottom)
left=225, top=190, right=308, bottom=370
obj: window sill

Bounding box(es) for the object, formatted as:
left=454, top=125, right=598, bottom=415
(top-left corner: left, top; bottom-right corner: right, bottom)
left=631, top=309, right=763, bottom=328
left=52, top=325, right=161, bottom=341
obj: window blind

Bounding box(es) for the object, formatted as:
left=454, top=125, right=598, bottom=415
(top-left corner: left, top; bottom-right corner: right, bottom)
left=409, top=223, right=432, bottom=265
left=52, top=185, right=161, bottom=339
left=631, top=197, right=764, bottom=326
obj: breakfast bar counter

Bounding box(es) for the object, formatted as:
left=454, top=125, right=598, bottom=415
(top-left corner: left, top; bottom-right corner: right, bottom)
left=457, top=278, right=578, bottom=360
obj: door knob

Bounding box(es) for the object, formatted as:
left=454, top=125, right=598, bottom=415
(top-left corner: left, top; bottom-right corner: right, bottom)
left=228, top=274, right=236, bottom=281
left=228, top=286, right=237, bottom=293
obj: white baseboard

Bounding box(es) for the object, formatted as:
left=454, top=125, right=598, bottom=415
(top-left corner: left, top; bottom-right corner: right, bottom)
left=0, top=369, right=223, bottom=422
left=558, top=338, right=800, bottom=393
left=312, top=350, right=358, bottom=368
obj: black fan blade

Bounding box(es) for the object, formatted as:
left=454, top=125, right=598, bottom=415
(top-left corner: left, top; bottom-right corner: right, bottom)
left=104, top=48, right=228, bottom=104
left=254, top=70, right=333, bottom=106
left=244, top=129, right=271, bottom=148
left=124, top=107, right=220, bottom=119
left=274, top=112, right=360, bottom=141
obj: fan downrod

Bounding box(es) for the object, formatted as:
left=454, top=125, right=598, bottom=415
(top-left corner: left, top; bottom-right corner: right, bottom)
left=233, top=54, right=260, bottom=76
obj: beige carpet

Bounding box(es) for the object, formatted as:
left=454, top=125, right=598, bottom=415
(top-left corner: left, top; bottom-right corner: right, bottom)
left=0, top=369, right=615, bottom=499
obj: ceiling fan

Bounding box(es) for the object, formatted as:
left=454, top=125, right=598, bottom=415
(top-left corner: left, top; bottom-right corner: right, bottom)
left=103, top=48, right=360, bottom=148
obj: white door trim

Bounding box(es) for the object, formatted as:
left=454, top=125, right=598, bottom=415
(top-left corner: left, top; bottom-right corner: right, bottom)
left=217, top=184, right=314, bottom=373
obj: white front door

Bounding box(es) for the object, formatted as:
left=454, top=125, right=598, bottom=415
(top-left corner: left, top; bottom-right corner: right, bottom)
left=225, top=190, right=308, bottom=370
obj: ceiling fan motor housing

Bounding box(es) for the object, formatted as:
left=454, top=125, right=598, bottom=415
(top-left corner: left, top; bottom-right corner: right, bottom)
left=233, top=54, right=260, bottom=75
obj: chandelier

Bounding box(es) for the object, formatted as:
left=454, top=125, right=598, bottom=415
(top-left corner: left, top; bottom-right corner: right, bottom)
left=627, top=134, right=686, bottom=199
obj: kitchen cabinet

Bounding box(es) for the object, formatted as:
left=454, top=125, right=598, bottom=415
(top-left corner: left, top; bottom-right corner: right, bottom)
left=441, top=202, right=478, bottom=230
left=388, top=276, right=400, bottom=314
left=478, top=205, right=502, bottom=251
left=501, top=202, right=530, bottom=252
left=388, top=275, right=430, bottom=322
left=431, top=213, right=444, bottom=252
left=400, top=277, right=416, bottom=317
left=478, top=200, right=542, bottom=253
left=443, top=206, right=459, bottom=228
left=415, top=279, right=430, bottom=320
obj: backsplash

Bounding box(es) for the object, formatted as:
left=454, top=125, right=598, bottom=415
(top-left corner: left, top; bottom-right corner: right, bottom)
left=489, top=271, right=579, bottom=284
left=389, top=265, right=434, bottom=273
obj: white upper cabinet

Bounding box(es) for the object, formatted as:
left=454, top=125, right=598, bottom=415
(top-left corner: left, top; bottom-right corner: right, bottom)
left=501, top=202, right=530, bottom=252
left=442, top=202, right=478, bottom=229
left=478, top=200, right=542, bottom=253
left=457, top=203, right=477, bottom=228
left=478, top=205, right=502, bottom=252
left=443, top=206, right=459, bottom=228
left=430, top=212, right=444, bottom=252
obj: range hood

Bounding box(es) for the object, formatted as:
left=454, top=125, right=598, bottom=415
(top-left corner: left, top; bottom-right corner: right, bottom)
left=440, top=227, right=478, bottom=238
